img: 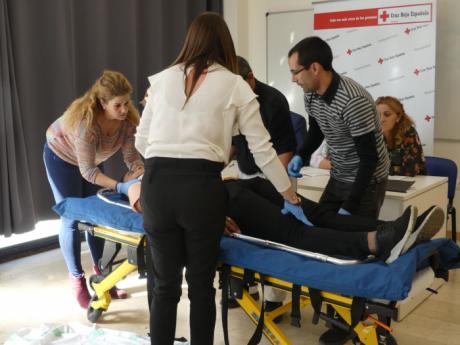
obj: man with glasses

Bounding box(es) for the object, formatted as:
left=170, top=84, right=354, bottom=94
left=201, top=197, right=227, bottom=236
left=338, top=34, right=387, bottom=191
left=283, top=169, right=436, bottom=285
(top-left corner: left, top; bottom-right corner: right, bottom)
left=286, top=37, right=390, bottom=344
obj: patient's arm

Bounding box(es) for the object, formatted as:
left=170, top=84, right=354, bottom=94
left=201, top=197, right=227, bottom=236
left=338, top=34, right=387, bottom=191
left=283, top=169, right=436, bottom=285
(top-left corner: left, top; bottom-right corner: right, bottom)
left=127, top=181, right=142, bottom=213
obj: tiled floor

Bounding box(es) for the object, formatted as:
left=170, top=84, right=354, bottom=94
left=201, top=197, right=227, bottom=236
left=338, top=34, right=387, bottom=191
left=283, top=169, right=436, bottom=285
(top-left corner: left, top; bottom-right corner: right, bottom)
left=1, top=244, right=459, bottom=344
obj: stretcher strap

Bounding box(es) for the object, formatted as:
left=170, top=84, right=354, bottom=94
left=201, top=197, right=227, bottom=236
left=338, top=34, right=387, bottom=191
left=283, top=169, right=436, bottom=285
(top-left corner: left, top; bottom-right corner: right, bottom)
left=309, top=288, right=323, bottom=325
left=248, top=272, right=266, bottom=345
left=430, top=250, right=449, bottom=281
left=243, top=269, right=256, bottom=286
left=350, top=297, right=366, bottom=332
left=221, top=265, right=231, bottom=345
left=290, top=284, right=301, bottom=327
left=220, top=266, right=266, bottom=345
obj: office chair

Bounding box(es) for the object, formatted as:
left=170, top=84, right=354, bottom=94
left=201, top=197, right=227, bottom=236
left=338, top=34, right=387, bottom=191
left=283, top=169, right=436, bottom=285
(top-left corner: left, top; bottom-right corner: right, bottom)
left=290, top=111, right=307, bottom=151
left=425, top=156, right=457, bottom=242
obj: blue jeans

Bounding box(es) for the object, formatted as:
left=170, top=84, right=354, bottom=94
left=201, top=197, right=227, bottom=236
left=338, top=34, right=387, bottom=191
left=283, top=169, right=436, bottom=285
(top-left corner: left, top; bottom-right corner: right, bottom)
left=43, top=143, right=104, bottom=277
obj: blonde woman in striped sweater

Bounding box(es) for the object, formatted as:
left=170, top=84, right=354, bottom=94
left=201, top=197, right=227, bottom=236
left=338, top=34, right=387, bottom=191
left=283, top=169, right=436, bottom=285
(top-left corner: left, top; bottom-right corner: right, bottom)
left=44, top=70, right=144, bottom=308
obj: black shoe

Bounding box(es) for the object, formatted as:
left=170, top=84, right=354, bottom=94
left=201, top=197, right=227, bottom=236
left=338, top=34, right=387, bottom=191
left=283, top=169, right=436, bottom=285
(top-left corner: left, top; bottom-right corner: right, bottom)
left=319, top=328, right=352, bottom=345
left=412, top=206, right=444, bottom=244
left=376, top=206, right=417, bottom=263
left=415, top=206, right=436, bottom=230
left=402, top=206, right=444, bottom=254
left=264, top=301, right=284, bottom=324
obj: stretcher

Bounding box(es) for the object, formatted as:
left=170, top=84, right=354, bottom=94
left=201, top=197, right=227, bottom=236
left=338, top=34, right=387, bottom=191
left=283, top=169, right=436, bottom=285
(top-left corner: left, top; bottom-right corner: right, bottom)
left=53, top=192, right=460, bottom=345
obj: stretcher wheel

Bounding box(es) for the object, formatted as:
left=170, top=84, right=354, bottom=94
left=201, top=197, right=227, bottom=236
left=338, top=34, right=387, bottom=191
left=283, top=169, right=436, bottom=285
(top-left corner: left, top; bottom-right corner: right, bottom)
left=87, top=295, right=104, bottom=323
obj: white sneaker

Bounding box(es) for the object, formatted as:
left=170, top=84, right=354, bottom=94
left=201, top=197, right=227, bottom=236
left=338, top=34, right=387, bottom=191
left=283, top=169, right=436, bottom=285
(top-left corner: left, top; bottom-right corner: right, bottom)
left=377, top=206, right=417, bottom=264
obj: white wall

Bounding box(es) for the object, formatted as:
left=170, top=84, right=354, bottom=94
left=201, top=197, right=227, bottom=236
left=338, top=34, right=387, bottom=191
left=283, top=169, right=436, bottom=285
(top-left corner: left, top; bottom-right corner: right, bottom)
left=224, top=0, right=460, bottom=223
left=224, top=0, right=311, bottom=80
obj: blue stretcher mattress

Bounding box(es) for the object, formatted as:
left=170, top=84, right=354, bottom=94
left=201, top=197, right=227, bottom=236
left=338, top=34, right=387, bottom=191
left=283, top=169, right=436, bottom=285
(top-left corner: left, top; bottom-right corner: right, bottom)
left=54, top=194, right=460, bottom=301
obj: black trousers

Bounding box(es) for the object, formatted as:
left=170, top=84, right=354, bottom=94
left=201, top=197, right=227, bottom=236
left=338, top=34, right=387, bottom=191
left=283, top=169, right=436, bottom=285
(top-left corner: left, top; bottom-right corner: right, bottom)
left=320, top=177, right=388, bottom=220
left=141, top=157, right=226, bottom=345
left=225, top=178, right=374, bottom=259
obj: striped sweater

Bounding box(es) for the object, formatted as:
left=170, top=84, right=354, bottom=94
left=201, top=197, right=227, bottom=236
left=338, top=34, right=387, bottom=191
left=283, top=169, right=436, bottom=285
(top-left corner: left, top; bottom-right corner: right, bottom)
left=46, top=115, right=143, bottom=183
left=302, top=72, right=389, bottom=184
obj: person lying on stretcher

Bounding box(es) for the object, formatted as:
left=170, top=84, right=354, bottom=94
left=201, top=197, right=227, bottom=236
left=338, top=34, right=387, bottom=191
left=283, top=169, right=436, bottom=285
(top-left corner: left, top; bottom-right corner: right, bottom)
left=118, top=176, right=443, bottom=263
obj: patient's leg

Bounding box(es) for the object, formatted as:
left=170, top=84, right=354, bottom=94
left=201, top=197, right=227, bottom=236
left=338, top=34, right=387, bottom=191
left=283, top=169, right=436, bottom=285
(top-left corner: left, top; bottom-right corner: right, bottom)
left=226, top=183, right=416, bottom=262
left=226, top=182, right=370, bottom=259
left=226, top=178, right=378, bottom=233
left=301, top=195, right=379, bottom=232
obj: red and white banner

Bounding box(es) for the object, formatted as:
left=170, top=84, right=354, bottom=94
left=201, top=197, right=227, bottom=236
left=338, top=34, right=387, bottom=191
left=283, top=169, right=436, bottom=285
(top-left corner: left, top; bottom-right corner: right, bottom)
left=314, top=0, right=436, bottom=154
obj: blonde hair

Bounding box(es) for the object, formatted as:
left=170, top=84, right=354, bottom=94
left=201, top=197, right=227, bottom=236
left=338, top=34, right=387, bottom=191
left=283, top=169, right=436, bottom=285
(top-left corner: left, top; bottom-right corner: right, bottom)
left=376, top=96, right=414, bottom=150
left=61, top=70, right=139, bottom=131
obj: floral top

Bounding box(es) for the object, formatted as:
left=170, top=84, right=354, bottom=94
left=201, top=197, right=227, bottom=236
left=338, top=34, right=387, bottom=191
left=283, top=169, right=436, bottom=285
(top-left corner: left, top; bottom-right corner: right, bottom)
left=387, top=126, right=426, bottom=177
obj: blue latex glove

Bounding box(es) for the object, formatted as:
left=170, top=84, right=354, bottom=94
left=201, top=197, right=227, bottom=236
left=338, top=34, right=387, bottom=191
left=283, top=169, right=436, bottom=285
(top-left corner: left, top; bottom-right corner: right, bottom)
left=116, top=179, right=139, bottom=195
left=287, top=155, right=303, bottom=178
left=281, top=201, right=313, bottom=226
left=338, top=207, right=351, bottom=216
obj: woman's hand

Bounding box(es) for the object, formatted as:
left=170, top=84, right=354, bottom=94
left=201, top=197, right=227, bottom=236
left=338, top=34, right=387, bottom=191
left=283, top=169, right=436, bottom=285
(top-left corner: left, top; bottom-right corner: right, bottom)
left=116, top=179, right=139, bottom=195
left=281, top=200, right=313, bottom=226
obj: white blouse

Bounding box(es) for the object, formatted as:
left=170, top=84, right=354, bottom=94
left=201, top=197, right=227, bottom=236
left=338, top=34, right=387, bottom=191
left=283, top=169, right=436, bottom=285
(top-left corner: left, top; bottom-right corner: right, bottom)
left=135, top=63, right=291, bottom=193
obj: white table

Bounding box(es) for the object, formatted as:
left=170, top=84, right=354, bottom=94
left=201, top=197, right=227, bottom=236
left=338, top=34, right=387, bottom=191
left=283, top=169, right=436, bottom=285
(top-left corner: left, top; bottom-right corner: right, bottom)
left=296, top=167, right=449, bottom=320
left=297, top=167, right=448, bottom=233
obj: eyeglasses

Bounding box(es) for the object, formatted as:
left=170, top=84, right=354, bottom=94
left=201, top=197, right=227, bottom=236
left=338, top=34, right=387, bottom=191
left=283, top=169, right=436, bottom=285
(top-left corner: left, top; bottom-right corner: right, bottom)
left=291, top=67, right=305, bottom=76
left=290, top=63, right=313, bottom=76
left=290, top=66, right=306, bottom=76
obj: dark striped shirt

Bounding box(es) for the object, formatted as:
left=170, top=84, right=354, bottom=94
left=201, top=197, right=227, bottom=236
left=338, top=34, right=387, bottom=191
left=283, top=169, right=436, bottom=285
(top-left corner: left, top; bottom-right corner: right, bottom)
left=303, top=73, right=389, bottom=183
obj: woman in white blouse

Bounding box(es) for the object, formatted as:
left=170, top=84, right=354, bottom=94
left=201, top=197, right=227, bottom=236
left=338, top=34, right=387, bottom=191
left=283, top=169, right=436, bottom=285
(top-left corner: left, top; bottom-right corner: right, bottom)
left=135, top=12, right=305, bottom=345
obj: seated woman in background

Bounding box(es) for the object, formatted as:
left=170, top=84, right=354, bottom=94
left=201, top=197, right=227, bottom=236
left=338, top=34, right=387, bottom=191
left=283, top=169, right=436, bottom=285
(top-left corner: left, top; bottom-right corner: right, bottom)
left=376, top=96, right=426, bottom=176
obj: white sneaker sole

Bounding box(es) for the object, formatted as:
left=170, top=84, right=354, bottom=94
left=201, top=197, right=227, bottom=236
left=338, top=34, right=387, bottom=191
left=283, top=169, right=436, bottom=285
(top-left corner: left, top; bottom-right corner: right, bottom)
left=386, top=206, right=417, bottom=264
left=402, top=206, right=445, bottom=254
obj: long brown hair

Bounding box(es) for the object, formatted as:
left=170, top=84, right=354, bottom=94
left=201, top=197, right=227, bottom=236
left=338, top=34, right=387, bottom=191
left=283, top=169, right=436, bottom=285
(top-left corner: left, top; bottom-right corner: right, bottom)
left=173, top=12, right=238, bottom=104
left=376, top=96, right=414, bottom=150
left=62, top=70, right=140, bottom=131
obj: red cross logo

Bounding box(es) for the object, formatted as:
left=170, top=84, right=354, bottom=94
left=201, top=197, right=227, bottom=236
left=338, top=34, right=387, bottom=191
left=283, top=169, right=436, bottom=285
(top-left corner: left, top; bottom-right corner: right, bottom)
left=405, top=28, right=411, bottom=34
left=347, top=49, right=352, bottom=55
left=380, top=10, right=389, bottom=22
left=425, top=115, right=432, bottom=122
left=414, top=68, right=420, bottom=76
left=378, top=58, right=384, bottom=64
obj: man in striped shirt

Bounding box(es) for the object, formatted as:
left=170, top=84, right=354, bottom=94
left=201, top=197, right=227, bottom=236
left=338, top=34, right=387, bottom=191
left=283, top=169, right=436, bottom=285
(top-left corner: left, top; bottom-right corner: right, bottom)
left=288, top=36, right=389, bottom=219
left=287, top=36, right=390, bottom=345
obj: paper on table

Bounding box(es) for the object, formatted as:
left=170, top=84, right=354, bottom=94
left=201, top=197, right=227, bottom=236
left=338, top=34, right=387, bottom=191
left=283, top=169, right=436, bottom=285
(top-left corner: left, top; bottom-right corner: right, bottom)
left=300, top=166, right=330, bottom=177
left=388, top=175, right=416, bottom=182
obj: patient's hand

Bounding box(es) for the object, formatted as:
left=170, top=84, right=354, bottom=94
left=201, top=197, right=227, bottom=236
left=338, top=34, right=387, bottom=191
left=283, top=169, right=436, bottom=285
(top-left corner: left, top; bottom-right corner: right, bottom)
left=224, top=217, right=241, bottom=235
left=127, top=181, right=142, bottom=213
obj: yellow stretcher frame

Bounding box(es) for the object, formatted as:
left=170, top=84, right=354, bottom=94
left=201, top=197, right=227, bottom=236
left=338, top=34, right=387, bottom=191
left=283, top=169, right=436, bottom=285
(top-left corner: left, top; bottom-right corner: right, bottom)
left=77, top=222, right=146, bottom=323
left=222, top=265, right=398, bottom=345
left=78, top=222, right=398, bottom=344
